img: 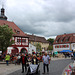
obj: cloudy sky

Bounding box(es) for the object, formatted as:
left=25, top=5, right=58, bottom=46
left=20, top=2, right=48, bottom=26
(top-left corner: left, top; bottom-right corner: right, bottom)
left=0, top=0, right=75, bottom=39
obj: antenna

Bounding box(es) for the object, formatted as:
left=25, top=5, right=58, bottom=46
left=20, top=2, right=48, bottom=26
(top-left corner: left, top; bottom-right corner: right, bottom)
left=2, top=2, right=4, bottom=8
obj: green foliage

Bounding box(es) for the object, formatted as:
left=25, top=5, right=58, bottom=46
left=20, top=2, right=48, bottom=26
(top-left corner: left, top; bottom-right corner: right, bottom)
left=47, top=45, right=53, bottom=50
left=35, top=43, right=41, bottom=52
left=0, top=25, right=14, bottom=53
left=47, top=38, right=54, bottom=45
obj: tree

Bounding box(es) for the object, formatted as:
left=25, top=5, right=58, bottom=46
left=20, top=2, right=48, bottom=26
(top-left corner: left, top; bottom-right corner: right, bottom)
left=47, top=45, right=53, bottom=50
left=35, top=43, right=41, bottom=52
left=0, top=25, right=14, bottom=53
left=47, top=38, right=54, bottom=45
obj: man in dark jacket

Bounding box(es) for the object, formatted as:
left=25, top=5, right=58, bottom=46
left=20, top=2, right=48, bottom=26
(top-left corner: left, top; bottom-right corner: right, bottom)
left=20, top=53, right=27, bottom=73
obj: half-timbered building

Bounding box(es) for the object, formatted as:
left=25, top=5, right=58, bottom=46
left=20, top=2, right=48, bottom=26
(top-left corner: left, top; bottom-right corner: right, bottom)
left=0, top=7, right=29, bottom=54
left=53, top=33, right=75, bottom=52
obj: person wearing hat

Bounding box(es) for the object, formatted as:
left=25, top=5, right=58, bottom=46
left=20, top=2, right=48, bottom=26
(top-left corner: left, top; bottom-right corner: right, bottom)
left=42, top=52, right=50, bottom=74
left=32, top=54, right=38, bottom=65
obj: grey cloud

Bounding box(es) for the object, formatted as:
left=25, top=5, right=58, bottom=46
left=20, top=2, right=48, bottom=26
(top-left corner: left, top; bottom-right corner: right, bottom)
left=0, top=0, right=75, bottom=38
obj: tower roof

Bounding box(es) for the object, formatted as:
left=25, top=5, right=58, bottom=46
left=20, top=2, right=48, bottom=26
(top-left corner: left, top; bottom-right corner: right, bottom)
left=0, top=7, right=7, bottom=20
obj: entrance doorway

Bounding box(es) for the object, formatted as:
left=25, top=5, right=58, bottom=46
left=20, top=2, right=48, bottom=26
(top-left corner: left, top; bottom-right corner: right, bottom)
left=12, top=47, right=18, bottom=55
left=20, top=48, right=27, bottom=54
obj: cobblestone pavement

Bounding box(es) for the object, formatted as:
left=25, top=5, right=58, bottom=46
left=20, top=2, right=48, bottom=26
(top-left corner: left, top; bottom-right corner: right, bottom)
left=7, top=59, right=73, bottom=75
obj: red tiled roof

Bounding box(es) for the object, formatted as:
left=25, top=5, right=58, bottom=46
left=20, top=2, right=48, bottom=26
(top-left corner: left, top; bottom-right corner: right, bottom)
left=27, top=34, right=49, bottom=43
left=53, top=33, right=75, bottom=44
left=0, top=20, right=27, bottom=37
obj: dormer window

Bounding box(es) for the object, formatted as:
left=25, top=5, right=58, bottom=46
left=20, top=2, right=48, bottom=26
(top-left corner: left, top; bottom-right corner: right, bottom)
left=61, top=40, right=63, bottom=42
left=14, top=29, right=20, bottom=34
left=66, top=39, right=68, bottom=42
left=56, top=37, right=60, bottom=43
left=66, top=36, right=70, bottom=42
left=67, top=36, right=70, bottom=41
left=61, top=37, right=65, bottom=43
left=56, top=40, right=57, bottom=43
left=17, top=31, right=20, bottom=34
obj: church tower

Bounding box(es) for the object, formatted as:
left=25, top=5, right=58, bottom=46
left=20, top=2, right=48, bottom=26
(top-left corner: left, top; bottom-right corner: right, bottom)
left=0, top=7, right=7, bottom=20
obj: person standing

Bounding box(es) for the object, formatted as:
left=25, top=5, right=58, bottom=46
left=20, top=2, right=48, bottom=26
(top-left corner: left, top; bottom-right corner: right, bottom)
left=27, top=54, right=32, bottom=65
left=20, top=53, right=27, bottom=73
left=32, top=55, right=38, bottom=65
left=5, top=54, right=10, bottom=66
left=42, top=52, right=50, bottom=74
left=53, top=52, right=55, bottom=58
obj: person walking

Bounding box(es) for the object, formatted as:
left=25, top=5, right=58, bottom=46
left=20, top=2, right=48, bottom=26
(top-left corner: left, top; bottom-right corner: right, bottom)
left=5, top=54, right=10, bottom=66
left=20, top=53, right=27, bottom=73
left=42, top=52, right=50, bottom=74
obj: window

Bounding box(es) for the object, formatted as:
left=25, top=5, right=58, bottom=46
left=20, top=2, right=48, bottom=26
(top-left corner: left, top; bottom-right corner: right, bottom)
left=66, top=36, right=70, bottom=42
left=57, top=45, right=59, bottom=48
left=56, top=46, right=57, bottom=48
left=17, top=39, right=21, bottom=42
left=64, top=45, right=66, bottom=48
left=56, top=38, right=60, bottom=43
left=66, top=45, right=69, bottom=47
left=59, top=45, right=61, bottom=48
left=61, top=40, right=63, bottom=43
left=17, top=31, right=20, bottom=34
left=66, top=39, right=68, bottom=42
left=14, top=29, right=20, bottom=34
left=67, top=37, right=70, bottom=41
left=55, top=45, right=59, bottom=48
left=73, top=44, right=75, bottom=47
left=56, top=41, right=57, bottom=43
left=22, top=39, right=26, bottom=43
left=20, top=39, right=21, bottom=42
left=61, top=37, right=65, bottom=43
left=17, top=39, right=19, bottom=42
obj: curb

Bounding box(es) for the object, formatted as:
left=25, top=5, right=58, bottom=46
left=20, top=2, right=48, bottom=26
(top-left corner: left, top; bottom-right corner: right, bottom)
left=51, top=58, right=71, bottom=61
left=0, top=62, right=11, bottom=64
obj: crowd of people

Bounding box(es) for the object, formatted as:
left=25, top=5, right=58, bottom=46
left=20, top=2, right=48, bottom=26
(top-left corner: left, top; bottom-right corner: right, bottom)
left=0, top=53, right=21, bottom=65
left=20, top=52, right=50, bottom=74
left=0, top=52, right=51, bottom=74
left=53, top=51, right=74, bottom=58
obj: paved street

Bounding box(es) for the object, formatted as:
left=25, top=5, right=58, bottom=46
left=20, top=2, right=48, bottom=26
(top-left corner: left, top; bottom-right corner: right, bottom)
left=8, top=59, right=73, bottom=75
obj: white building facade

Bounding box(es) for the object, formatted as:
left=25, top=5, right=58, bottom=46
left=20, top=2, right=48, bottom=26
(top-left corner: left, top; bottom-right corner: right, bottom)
left=53, top=33, right=75, bottom=52
left=28, top=43, right=36, bottom=54
left=7, top=36, right=29, bottom=54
